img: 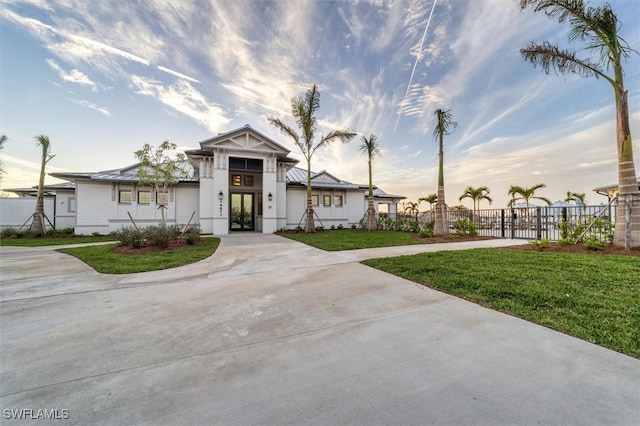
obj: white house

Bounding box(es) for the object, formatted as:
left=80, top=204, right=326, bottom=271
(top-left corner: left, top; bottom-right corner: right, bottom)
left=46, top=125, right=404, bottom=235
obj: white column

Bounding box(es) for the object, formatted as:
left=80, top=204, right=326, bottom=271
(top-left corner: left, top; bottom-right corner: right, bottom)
left=212, top=149, right=229, bottom=235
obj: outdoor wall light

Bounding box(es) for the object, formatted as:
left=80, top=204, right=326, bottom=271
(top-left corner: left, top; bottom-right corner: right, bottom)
left=218, top=191, right=224, bottom=201
left=268, top=192, right=273, bottom=201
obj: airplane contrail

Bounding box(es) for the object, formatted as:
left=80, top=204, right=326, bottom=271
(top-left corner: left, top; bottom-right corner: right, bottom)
left=393, top=0, right=438, bottom=133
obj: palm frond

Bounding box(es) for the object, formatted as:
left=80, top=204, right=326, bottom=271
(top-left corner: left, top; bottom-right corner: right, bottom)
left=311, top=129, right=357, bottom=157
left=520, top=41, right=610, bottom=82
left=267, top=117, right=304, bottom=154
left=432, top=109, right=457, bottom=140
left=359, top=134, right=382, bottom=159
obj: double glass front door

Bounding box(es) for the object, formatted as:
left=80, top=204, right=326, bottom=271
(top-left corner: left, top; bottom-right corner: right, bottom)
left=230, top=193, right=254, bottom=231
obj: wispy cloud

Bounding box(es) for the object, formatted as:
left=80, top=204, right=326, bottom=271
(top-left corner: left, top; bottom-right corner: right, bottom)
left=46, top=58, right=97, bottom=91
left=71, top=99, right=111, bottom=116
left=157, top=66, right=200, bottom=84
left=130, top=75, right=230, bottom=131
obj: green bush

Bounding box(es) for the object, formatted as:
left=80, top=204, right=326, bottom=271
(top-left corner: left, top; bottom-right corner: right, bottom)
left=92, top=231, right=102, bottom=237
left=529, top=238, right=551, bottom=251
left=557, top=238, right=573, bottom=246
left=418, top=221, right=434, bottom=238
left=144, top=225, right=171, bottom=248
left=1, top=227, right=18, bottom=239
left=115, top=226, right=143, bottom=248
left=453, top=218, right=478, bottom=236
left=183, top=226, right=201, bottom=245
left=583, top=234, right=606, bottom=251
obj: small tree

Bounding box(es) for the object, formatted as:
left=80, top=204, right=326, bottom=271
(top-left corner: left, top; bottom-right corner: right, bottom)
left=359, top=133, right=382, bottom=231
left=507, top=184, right=552, bottom=209
left=269, top=84, right=356, bottom=233
left=564, top=191, right=586, bottom=206
left=459, top=186, right=493, bottom=212
left=31, top=135, right=55, bottom=235
left=419, top=194, right=438, bottom=211
left=134, top=141, right=188, bottom=226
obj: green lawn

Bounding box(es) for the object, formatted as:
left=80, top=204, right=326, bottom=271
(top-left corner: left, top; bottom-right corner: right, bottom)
left=364, top=249, right=640, bottom=358
left=1, top=235, right=115, bottom=246
left=279, top=229, right=422, bottom=250
left=57, top=238, right=220, bottom=274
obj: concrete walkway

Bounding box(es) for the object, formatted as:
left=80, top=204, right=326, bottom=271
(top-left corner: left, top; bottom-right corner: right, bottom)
left=1, top=234, right=638, bottom=425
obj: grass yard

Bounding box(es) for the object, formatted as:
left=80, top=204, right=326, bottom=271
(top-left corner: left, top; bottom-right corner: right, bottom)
left=363, top=248, right=640, bottom=358
left=57, top=238, right=220, bottom=274
left=1, top=235, right=115, bottom=246
left=279, top=229, right=423, bottom=250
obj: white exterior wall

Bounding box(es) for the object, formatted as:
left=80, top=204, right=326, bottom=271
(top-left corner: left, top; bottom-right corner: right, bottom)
left=262, top=154, right=278, bottom=233
left=75, top=181, right=110, bottom=235
left=276, top=164, right=288, bottom=230
left=199, top=157, right=215, bottom=234
left=176, top=185, right=199, bottom=226
left=285, top=187, right=365, bottom=229
left=212, top=151, right=229, bottom=235
left=54, top=189, right=76, bottom=229
left=0, top=197, right=55, bottom=230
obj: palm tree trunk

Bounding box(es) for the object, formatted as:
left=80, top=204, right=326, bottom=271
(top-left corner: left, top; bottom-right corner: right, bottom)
left=305, top=158, right=315, bottom=233
left=434, top=135, right=447, bottom=236
left=31, top=157, right=47, bottom=235
left=613, top=89, right=639, bottom=248
left=365, top=196, right=376, bottom=231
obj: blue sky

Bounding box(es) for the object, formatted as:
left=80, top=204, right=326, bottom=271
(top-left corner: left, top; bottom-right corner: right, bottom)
left=1, top=0, right=639, bottom=208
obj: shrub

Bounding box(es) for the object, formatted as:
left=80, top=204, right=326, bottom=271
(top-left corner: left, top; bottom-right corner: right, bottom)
left=351, top=224, right=357, bottom=230
left=92, top=231, right=102, bottom=237
left=183, top=226, right=201, bottom=245
left=1, top=227, right=18, bottom=239
left=330, top=225, right=336, bottom=230
left=583, top=234, right=606, bottom=251
left=294, top=225, right=303, bottom=233
left=529, top=238, right=551, bottom=251
left=337, top=224, right=344, bottom=230
left=453, top=218, right=478, bottom=236
left=557, top=238, right=573, bottom=246
left=418, top=221, right=434, bottom=238
left=115, top=226, right=143, bottom=248
left=144, top=225, right=171, bottom=248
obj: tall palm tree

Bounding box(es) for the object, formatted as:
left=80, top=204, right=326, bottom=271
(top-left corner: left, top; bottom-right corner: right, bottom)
left=432, top=109, right=457, bottom=236
left=0, top=135, right=6, bottom=180
left=359, top=133, right=382, bottom=231
left=31, top=135, right=55, bottom=235
left=520, top=0, right=638, bottom=248
left=507, top=184, right=552, bottom=209
left=269, top=84, right=356, bottom=233
left=459, top=186, right=493, bottom=212
left=419, top=193, right=438, bottom=211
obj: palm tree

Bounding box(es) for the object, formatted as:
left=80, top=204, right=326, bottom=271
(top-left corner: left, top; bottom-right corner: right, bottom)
left=459, top=186, right=493, bottom=212
left=432, top=109, right=457, bottom=236
left=419, top=193, right=438, bottom=211
left=269, top=84, right=356, bottom=233
left=359, top=134, right=382, bottom=231
left=564, top=191, right=586, bottom=206
left=507, top=184, right=552, bottom=209
left=404, top=201, right=419, bottom=221
left=0, top=135, right=6, bottom=180
left=520, top=0, right=638, bottom=248
left=31, top=135, right=55, bottom=235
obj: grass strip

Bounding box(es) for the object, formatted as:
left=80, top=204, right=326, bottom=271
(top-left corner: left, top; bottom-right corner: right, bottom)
left=1, top=236, right=115, bottom=246
left=57, top=238, right=220, bottom=274
left=363, top=248, right=640, bottom=358
left=279, top=229, right=421, bottom=251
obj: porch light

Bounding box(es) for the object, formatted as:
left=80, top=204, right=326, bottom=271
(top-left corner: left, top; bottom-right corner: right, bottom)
left=218, top=191, right=224, bottom=201
left=268, top=192, right=273, bottom=201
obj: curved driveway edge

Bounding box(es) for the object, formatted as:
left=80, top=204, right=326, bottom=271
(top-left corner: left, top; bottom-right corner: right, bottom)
left=1, top=234, right=638, bottom=425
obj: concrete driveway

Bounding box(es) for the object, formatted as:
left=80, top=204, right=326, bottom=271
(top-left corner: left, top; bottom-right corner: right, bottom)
left=1, top=234, right=638, bottom=425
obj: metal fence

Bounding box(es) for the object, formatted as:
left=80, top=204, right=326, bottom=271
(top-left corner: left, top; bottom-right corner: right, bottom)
left=379, top=204, right=616, bottom=241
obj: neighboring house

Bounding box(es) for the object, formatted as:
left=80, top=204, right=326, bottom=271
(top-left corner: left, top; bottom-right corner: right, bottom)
left=45, top=125, right=403, bottom=235
left=593, top=178, right=640, bottom=201
left=1, top=182, right=75, bottom=230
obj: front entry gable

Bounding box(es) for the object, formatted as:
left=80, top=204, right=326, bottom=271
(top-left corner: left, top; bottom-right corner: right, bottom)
left=199, top=125, right=290, bottom=157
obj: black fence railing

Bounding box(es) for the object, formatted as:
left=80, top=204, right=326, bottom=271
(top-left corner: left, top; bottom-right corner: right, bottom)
left=379, top=204, right=616, bottom=241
